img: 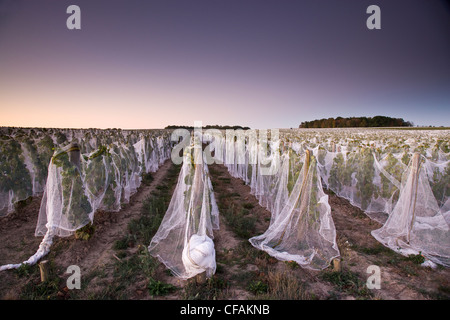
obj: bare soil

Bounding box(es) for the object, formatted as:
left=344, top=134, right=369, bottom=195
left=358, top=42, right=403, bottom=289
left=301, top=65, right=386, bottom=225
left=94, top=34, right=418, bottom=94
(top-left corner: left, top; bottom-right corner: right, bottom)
left=0, top=160, right=449, bottom=300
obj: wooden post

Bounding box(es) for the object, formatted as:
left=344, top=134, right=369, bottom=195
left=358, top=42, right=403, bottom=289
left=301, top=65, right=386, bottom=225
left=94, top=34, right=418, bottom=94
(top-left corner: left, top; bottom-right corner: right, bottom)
left=332, top=258, right=341, bottom=272
left=196, top=272, right=206, bottom=285
left=68, top=142, right=81, bottom=169
left=295, top=150, right=311, bottom=241
left=407, top=153, right=421, bottom=244
left=39, top=260, right=49, bottom=282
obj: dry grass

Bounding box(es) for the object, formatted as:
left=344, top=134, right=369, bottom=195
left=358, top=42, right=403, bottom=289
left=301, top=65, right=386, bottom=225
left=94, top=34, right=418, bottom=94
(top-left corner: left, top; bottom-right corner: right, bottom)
left=256, top=270, right=311, bottom=300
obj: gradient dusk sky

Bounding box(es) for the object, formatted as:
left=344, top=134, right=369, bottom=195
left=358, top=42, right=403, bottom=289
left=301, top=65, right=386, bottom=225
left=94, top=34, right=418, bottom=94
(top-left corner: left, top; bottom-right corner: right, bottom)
left=0, top=0, right=449, bottom=129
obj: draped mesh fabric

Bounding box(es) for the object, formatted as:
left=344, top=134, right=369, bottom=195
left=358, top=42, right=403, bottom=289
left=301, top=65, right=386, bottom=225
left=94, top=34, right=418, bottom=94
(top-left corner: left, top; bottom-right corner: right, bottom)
left=148, top=143, right=219, bottom=279
left=1, top=127, right=449, bottom=272
left=1, top=128, right=172, bottom=271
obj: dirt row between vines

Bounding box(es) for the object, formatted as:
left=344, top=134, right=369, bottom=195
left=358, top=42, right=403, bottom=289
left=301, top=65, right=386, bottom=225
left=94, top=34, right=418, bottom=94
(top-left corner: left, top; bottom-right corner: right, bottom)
left=0, top=160, right=449, bottom=300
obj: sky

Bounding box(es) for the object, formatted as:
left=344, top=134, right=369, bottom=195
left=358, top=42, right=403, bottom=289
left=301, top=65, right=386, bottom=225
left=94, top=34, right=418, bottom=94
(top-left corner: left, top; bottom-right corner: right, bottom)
left=0, top=0, right=449, bottom=129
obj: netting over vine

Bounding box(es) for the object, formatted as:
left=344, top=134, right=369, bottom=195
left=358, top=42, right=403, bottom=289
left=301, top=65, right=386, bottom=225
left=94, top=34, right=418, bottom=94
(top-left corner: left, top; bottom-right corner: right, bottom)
left=209, top=128, right=449, bottom=268
left=372, top=153, right=450, bottom=267
left=1, top=127, right=449, bottom=271
left=148, top=143, right=219, bottom=279
left=249, top=150, right=340, bottom=270
left=1, top=128, right=172, bottom=271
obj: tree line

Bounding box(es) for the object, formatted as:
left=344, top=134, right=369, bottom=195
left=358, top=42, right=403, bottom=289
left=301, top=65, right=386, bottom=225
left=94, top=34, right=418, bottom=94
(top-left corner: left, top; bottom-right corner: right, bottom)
left=299, top=116, right=413, bottom=128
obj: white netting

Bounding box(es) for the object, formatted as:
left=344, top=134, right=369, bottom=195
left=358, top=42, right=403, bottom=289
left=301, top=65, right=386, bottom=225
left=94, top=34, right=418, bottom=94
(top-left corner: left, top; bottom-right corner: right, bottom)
left=208, top=131, right=339, bottom=270
left=249, top=150, right=340, bottom=270
left=148, top=142, right=219, bottom=280
left=1, top=127, right=449, bottom=271
left=372, top=153, right=450, bottom=267
left=35, top=143, right=93, bottom=238
left=1, top=128, right=172, bottom=271
left=207, top=128, right=448, bottom=268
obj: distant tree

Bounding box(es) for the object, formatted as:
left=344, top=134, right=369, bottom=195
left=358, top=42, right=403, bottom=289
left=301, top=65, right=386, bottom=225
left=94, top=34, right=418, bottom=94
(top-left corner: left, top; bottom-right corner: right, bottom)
left=299, top=116, right=412, bottom=128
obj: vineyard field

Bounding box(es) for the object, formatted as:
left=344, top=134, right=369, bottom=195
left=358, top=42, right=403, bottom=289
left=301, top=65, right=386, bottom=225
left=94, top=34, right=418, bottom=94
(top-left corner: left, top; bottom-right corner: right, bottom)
left=0, top=127, right=449, bottom=300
